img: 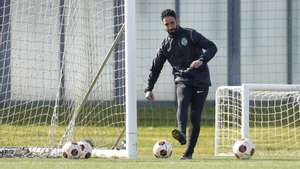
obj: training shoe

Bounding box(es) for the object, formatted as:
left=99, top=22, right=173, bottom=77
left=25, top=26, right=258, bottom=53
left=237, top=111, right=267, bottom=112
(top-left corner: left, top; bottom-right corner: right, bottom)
left=171, top=129, right=186, bottom=145
left=179, top=154, right=192, bottom=160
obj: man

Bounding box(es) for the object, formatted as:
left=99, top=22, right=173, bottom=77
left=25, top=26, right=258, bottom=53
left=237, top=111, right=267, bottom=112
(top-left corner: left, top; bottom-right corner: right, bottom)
left=144, top=9, right=217, bottom=160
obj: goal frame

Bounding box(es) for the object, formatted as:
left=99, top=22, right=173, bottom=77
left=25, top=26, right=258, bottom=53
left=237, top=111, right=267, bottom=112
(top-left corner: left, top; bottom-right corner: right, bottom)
left=91, top=0, right=137, bottom=159
left=214, top=83, right=300, bottom=156
left=124, top=0, right=137, bottom=159
left=0, top=0, right=137, bottom=159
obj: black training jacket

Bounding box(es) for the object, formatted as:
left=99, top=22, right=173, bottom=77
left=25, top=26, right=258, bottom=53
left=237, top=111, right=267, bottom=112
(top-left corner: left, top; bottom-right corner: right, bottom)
left=145, top=26, right=217, bottom=92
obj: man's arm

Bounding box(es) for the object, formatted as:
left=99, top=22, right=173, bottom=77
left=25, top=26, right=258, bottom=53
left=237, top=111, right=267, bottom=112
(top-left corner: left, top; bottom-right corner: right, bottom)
left=145, top=46, right=167, bottom=93
left=191, top=30, right=217, bottom=64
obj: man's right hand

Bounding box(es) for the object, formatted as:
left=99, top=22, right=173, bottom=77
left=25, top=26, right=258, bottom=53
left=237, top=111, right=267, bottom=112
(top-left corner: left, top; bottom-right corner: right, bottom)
left=145, top=91, right=154, bottom=101
left=190, top=59, right=203, bottom=69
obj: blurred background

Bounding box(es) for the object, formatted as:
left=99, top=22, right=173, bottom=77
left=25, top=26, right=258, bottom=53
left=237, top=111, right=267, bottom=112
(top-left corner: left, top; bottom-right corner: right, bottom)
left=136, top=0, right=300, bottom=126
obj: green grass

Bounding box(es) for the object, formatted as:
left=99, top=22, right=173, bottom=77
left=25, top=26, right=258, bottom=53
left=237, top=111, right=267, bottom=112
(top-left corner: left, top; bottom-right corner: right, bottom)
left=1, top=127, right=300, bottom=169
left=1, top=157, right=300, bottom=169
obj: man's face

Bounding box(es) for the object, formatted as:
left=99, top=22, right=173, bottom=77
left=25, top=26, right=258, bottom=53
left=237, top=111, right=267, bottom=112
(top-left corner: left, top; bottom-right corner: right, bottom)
left=162, top=16, right=177, bottom=35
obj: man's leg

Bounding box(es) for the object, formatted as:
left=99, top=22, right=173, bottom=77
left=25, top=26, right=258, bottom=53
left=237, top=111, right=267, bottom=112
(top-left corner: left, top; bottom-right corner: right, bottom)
left=184, top=87, right=209, bottom=157
left=173, top=83, right=193, bottom=145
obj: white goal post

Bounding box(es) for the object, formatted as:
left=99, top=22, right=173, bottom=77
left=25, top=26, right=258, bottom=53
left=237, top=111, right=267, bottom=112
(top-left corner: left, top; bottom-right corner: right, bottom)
left=215, top=84, right=300, bottom=157
left=0, top=0, right=136, bottom=159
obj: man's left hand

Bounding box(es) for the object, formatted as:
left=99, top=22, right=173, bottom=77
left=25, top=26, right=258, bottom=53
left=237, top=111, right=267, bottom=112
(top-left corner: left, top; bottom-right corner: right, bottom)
left=190, top=60, right=203, bottom=69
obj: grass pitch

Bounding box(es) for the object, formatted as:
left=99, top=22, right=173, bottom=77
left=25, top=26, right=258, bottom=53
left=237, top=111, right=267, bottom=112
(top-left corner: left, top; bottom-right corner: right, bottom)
left=1, top=127, right=300, bottom=169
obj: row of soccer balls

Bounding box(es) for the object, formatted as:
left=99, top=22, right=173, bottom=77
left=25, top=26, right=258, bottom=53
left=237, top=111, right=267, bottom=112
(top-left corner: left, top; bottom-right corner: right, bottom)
left=62, top=140, right=93, bottom=159
left=153, top=138, right=255, bottom=159
left=62, top=138, right=255, bottom=159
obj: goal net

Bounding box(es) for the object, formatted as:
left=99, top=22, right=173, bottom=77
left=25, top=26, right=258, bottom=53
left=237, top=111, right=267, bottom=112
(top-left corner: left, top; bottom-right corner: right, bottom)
left=215, top=84, right=300, bottom=157
left=0, top=0, right=136, bottom=158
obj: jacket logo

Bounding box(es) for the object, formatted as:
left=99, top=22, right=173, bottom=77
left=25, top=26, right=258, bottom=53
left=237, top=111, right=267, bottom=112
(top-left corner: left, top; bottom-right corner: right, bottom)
left=181, top=37, right=188, bottom=46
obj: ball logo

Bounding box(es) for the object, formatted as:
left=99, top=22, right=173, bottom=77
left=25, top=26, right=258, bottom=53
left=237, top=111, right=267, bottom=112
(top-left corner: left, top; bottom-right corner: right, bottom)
left=181, top=37, right=188, bottom=46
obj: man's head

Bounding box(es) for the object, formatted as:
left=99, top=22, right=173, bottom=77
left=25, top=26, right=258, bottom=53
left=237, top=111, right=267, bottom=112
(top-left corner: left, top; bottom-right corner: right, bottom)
left=161, top=9, right=177, bottom=35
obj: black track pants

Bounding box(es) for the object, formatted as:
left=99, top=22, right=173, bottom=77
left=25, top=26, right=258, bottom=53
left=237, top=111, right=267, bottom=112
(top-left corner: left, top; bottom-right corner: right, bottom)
left=176, top=83, right=209, bottom=155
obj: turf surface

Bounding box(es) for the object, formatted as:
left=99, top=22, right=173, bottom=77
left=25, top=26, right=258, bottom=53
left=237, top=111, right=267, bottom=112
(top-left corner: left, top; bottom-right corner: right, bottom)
left=1, top=127, right=300, bottom=169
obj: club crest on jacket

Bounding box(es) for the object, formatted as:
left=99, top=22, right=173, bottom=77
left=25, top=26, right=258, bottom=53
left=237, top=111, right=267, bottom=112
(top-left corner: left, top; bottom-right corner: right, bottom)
left=181, top=37, right=188, bottom=46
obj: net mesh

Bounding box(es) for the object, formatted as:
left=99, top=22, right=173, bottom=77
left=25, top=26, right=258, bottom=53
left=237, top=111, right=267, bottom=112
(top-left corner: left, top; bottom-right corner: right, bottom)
left=0, top=0, right=125, bottom=158
left=215, top=86, right=300, bottom=157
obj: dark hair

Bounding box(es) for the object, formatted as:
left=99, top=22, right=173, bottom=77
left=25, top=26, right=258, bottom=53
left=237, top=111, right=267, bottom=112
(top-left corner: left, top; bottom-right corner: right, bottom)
left=161, top=9, right=176, bottom=21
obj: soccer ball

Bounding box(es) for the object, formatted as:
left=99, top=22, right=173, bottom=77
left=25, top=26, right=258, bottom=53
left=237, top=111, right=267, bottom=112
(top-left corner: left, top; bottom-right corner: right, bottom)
left=232, top=138, right=255, bottom=159
left=62, top=141, right=81, bottom=159
left=77, top=140, right=93, bottom=159
left=153, top=140, right=172, bottom=158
